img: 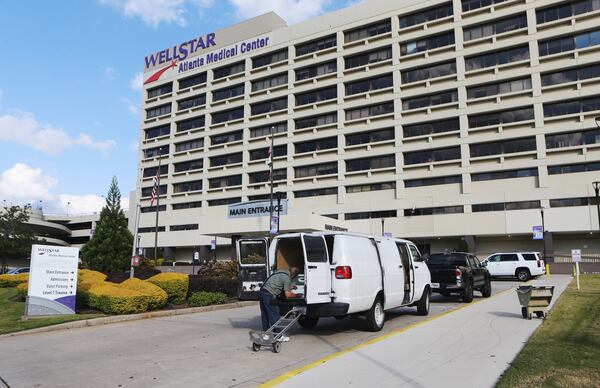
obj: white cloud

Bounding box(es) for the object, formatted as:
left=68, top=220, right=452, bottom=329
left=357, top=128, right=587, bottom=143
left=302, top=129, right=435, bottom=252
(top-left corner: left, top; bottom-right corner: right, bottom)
left=228, top=0, right=330, bottom=24
left=0, top=89, right=4, bottom=109
left=58, top=194, right=105, bottom=214
left=130, top=72, right=143, bottom=91
left=103, top=66, right=115, bottom=80
left=0, top=110, right=115, bottom=155
left=100, top=0, right=189, bottom=27
left=0, top=163, right=57, bottom=203
left=122, top=97, right=139, bottom=115
left=120, top=197, right=130, bottom=211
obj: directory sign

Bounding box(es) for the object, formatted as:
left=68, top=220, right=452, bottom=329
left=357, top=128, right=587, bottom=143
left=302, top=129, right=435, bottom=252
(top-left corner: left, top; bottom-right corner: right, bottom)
left=26, top=245, right=79, bottom=316
left=532, top=226, right=543, bottom=240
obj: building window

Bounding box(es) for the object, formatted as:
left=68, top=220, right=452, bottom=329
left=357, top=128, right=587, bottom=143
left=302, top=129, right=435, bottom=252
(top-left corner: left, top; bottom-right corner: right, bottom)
left=139, top=226, right=166, bottom=233
left=399, top=2, right=453, bottom=29
left=209, top=174, right=242, bottom=189
left=505, top=200, right=541, bottom=210
left=346, top=181, right=396, bottom=193
left=176, top=115, right=205, bottom=132
left=537, top=0, right=600, bottom=25
left=249, top=145, right=287, bottom=161
left=550, top=197, right=592, bottom=207
left=177, top=94, right=206, bottom=111
left=402, top=90, right=458, bottom=110
left=472, top=203, right=506, bottom=212
left=295, top=162, right=338, bottom=178
left=296, top=35, right=336, bottom=56
left=345, top=19, right=391, bottom=43
left=174, top=159, right=203, bottom=173
left=345, top=101, right=394, bottom=121
left=170, top=224, right=199, bottom=231
left=175, top=138, right=204, bottom=152
left=141, top=185, right=166, bottom=197
left=179, top=73, right=207, bottom=89
left=467, top=77, right=531, bottom=99
left=296, top=87, right=337, bottom=106
left=471, top=167, right=538, bottom=181
left=296, top=61, right=337, bottom=81
left=295, top=137, right=337, bottom=154
left=548, top=161, right=600, bottom=174
left=147, top=83, right=173, bottom=99
left=539, top=29, right=600, bottom=56
left=295, top=112, right=337, bottom=129
left=546, top=128, right=600, bottom=149
left=251, top=97, right=288, bottom=116
left=400, top=31, right=455, bottom=56
left=541, top=63, right=600, bottom=86
left=144, top=145, right=169, bottom=158
left=208, top=197, right=241, bottom=207
left=252, top=49, right=288, bottom=68
left=213, top=61, right=244, bottom=80
left=346, top=210, right=397, bottom=220
left=403, top=118, right=459, bottom=138
left=212, top=84, right=244, bottom=102
left=470, top=137, right=536, bottom=157
left=463, top=14, right=527, bottom=41
left=143, top=165, right=168, bottom=178
left=145, top=124, right=170, bottom=139
left=401, top=60, right=456, bottom=84
left=210, top=152, right=242, bottom=167
left=249, top=169, right=287, bottom=184
left=472, top=201, right=541, bottom=211
left=462, top=0, right=507, bottom=12
left=344, top=47, right=392, bottom=69
left=172, top=201, right=202, bottom=210
left=146, top=104, right=171, bottom=119
left=346, top=128, right=394, bottom=146
left=346, top=154, right=395, bottom=172
left=543, top=95, right=600, bottom=117
left=248, top=193, right=288, bottom=201
left=211, top=130, right=243, bottom=146
left=345, top=74, right=393, bottom=96
left=404, top=146, right=461, bottom=165
left=295, top=187, right=338, bottom=198
left=250, top=122, right=287, bottom=138
left=465, top=45, right=529, bottom=71
left=173, top=180, right=203, bottom=193
left=141, top=205, right=166, bottom=213
left=468, top=106, right=534, bottom=128
left=405, top=175, right=461, bottom=188
left=252, top=73, right=288, bottom=92
left=404, top=205, right=464, bottom=216
left=212, top=107, right=244, bottom=124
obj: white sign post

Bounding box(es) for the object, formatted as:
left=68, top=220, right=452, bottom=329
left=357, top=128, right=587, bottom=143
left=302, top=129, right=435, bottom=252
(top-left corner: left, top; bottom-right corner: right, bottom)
left=26, top=244, right=79, bottom=316
left=571, top=249, right=581, bottom=290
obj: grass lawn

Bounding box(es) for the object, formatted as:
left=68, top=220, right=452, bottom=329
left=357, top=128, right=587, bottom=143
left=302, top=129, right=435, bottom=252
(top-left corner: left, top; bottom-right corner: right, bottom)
left=0, top=288, right=104, bottom=335
left=497, top=275, right=600, bottom=388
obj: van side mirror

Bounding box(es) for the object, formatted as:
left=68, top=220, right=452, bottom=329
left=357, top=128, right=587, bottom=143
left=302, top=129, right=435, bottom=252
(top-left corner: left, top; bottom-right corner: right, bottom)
left=481, top=261, right=487, bottom=267
left=422, top=253, right=430, bottom=261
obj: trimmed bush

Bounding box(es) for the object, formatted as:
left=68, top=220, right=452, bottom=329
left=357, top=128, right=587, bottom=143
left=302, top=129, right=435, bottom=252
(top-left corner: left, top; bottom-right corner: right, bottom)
left=119, top=278, right=167, bottom=310
left=0, top=273, right=29, bottom=288
left=88, top=282, right=148, bottom=314
left=196, top=260, right=238, bottom=279
left=77, top=269, right=107, bottom=308
left=188, top=276, right=237, bottom=297
left=147, top=273, right=189, bottom=305
left=16, top=282, right=28, bottom=300
left=188, top=291, right=227, bottom=307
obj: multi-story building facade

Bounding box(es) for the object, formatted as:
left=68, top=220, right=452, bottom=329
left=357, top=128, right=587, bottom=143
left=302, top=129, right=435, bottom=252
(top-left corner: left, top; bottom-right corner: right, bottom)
left=135, top=0, right=600, bottom=262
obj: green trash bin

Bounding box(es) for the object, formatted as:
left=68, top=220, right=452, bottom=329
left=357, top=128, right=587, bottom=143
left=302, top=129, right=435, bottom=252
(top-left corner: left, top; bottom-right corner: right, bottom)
left=516, top=286, right=554, bottom=319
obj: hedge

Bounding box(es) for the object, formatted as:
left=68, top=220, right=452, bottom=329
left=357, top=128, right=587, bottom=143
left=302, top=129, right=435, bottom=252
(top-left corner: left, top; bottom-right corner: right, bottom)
left=0, top=273, right=29, bottom=288
left=77, top=269, right=108, bottom=308
left=87, top=282, right=148, bottom=314
left=147, top=273, right=189, bottom=304
left=188, top=275, right=237, bottom=297
left=16, top=282, right=28, bottom=300
left=119, top=278, right=167, bottom=310
left=188, top=291, right=227, bottom=307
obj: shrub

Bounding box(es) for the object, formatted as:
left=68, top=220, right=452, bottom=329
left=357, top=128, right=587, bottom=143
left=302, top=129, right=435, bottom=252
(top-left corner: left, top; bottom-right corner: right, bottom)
left=78, top=269, right=107, bottom=284
left=16, top=282, right=28, bottom=300
left=119, top=278, right=167, bottom=310
left=147, top=273, right=189, bottom=304
left=88, top=282, right=148, bottom=314
left=188, top=275, right=237, bottom=297
left=188, top=291, right=227, bottom=307
left=196, top=260, right=238, bottom=279
left=0, top=273, right=29, bottom=288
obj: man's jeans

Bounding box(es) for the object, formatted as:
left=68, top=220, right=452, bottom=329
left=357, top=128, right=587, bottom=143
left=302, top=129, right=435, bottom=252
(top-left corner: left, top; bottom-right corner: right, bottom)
left=259, top=289, right=280, bottom=331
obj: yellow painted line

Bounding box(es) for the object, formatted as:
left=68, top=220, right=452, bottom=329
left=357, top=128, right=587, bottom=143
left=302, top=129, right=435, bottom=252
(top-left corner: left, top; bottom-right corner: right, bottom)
left=260, top=287, right=515, bottom=387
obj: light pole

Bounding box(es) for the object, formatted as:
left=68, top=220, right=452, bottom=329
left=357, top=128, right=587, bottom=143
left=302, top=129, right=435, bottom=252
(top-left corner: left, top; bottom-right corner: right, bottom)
left=593, top=181, right=600, bottom=234
left=540, top=207, right=546, bottom=263
left=66, top=201, right=71, bottom=216
left=268, top=126, right=275, bottom=236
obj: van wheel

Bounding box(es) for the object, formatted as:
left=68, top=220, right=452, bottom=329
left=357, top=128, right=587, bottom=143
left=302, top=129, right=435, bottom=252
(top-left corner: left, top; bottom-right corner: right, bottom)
left=481, top=278, right=492, bottom=298
left=516, top=268, right=531, bottom=282
left=366, top=297, right=385, bottom=332
left=298, top=315, right=319, bottom=328
left=461, top=280, right=474, bottom=303
left=417, top=287, right=430, bottom=316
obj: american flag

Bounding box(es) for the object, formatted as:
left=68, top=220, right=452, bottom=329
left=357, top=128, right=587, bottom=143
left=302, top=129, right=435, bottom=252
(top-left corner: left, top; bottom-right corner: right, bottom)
left=150, top=172, right=159, bottom=206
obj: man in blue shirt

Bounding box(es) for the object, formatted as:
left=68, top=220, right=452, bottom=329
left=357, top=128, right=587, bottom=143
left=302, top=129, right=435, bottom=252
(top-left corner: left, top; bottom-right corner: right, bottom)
left=259, top=267, right=300, bottom=340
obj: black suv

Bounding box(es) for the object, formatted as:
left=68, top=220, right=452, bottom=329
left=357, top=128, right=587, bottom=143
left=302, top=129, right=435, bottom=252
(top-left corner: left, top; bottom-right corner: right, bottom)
left=426, top=252, right=491, bottom=303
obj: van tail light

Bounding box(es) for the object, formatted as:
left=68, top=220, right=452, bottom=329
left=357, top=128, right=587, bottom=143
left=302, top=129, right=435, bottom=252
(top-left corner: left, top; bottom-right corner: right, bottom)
left=335, top=266, right=352, bottom=279
left=537, top=260, right=541, bottom=268
left=454, top=268, right=462, bottom=278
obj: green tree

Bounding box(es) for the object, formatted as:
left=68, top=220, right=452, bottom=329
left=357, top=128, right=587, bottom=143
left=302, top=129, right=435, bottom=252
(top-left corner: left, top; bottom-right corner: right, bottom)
left=0, top=204, right=36, bottom=272
left=81, top=177, right=133, bottom=273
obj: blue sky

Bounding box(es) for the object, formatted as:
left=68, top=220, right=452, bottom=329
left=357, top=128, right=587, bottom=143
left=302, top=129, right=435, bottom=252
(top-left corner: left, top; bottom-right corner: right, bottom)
left=0, top=0, right=356, bottom=214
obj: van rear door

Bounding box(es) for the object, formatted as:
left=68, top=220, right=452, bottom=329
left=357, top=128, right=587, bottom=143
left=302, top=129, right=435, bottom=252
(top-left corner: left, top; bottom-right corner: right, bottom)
left=302, top=234, right=331, bottom=304
left=236, top=238, right=269, bottom=300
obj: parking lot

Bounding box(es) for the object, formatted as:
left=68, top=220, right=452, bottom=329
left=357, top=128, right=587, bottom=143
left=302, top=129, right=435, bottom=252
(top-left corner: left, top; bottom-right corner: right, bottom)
left=0, top=279, right=524, bottom=388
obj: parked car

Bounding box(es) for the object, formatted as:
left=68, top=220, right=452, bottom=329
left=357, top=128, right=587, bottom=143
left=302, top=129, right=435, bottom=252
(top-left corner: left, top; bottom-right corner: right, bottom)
left=482, top=252, right=545, bottom=281
left=7, top=267, right=29, bottom=275
left=426, top=252, right=491, bottom=303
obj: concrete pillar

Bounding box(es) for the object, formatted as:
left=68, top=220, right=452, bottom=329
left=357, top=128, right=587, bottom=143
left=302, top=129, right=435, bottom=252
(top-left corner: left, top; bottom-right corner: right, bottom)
left=163, top=247, right=176, bottom=260
left=544, top=232, right=554, bottom=263
left=463, top=235, right=476, bottom=253
left=230, top=234, right=241, bottom=261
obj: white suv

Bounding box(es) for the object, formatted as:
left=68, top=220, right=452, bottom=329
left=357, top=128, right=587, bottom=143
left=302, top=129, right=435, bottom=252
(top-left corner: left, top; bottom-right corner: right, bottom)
left=482, top=252, right=545, bottom=281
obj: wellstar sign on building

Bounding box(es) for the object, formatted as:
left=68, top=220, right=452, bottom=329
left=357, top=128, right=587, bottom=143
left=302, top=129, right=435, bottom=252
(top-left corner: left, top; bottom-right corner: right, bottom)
left=131, top=0, right=600, bottom=263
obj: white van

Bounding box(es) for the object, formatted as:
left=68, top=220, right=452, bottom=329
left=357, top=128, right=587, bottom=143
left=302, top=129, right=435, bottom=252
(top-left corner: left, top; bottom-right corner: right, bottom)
left=237, top=232, right=432, bottom=331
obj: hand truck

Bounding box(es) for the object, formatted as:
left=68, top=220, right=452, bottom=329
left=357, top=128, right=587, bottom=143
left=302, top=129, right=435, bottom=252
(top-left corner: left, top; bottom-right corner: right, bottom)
left=249, top=306, right=306, bottom=353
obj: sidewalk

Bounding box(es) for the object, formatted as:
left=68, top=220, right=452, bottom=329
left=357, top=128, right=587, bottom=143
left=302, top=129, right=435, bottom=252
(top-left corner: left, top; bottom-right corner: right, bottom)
left=273, top=275, right=572, bottom=388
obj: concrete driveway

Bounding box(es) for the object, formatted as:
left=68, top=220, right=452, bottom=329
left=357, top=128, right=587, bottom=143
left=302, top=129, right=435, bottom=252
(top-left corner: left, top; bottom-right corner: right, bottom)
left=0, top=280, right=523, bottom=388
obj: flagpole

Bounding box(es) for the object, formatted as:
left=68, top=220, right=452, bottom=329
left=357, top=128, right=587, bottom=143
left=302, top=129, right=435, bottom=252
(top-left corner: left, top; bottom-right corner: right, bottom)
left=153, top=155, right=162, bottom=266
left=130, top=203, right=140, bottom=279
left=268, top=126, right=275, bottom=237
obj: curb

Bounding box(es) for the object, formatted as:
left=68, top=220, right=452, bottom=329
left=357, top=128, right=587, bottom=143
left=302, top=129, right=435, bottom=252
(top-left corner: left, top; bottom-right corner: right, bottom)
left=0, top=300, right=258, bottom=339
